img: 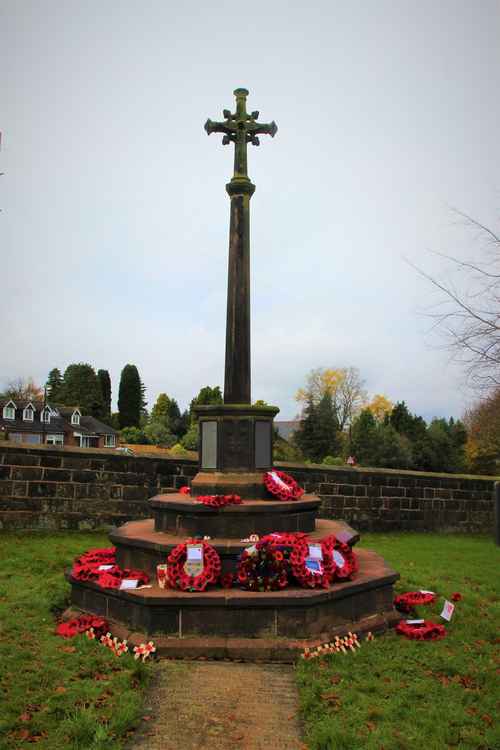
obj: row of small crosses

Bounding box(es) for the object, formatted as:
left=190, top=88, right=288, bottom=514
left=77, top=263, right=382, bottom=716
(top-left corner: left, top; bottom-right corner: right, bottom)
left=301, top=631, right=374, bottom=659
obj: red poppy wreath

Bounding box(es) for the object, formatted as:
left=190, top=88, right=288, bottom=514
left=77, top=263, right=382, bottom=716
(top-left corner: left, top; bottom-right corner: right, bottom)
left=322, top=536, right=358, bottom=582
left=237, top=539, right=289, bottom=591
left=71, top=547, right=150, bottom=589
left=196, top=494, right=242, bottom=508
left=393, top=591, right=437, bottom=613
left=167, top=539, right=221, bottom=592
left=289, top=537, right=337, bottom=589
left=395, top=620, right=446, bottom=641
left=263, top=470, right=304, bottom=501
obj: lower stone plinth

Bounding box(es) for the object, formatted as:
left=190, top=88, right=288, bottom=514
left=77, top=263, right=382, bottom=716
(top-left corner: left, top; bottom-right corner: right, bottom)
left=67, top=546, right=399, bottom=656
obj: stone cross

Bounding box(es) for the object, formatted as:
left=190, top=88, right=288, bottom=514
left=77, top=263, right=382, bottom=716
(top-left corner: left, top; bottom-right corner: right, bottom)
left=205, top=88, right=277, bottom=404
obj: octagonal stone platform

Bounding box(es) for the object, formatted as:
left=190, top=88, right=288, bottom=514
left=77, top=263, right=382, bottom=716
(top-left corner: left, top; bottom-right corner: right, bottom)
left=67, top=485, right=400, bottom=660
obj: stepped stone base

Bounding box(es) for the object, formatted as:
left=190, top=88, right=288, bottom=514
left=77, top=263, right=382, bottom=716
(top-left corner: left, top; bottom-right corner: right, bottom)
left=67, top=545, right=399, bottom=648
left=66, top=471, right=400, bottom=660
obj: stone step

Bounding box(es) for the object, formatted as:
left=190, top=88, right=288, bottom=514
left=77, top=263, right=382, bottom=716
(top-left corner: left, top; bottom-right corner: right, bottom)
left=111, top=517, right=359, bottom=576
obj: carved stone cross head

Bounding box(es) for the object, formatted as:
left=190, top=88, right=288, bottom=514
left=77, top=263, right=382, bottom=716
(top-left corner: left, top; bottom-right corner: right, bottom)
left=205, top=88, right=277, bottom=181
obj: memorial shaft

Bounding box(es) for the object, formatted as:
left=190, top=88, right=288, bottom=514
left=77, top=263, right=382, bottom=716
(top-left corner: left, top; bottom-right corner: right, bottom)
left=205, top=88, right=277, bottom=404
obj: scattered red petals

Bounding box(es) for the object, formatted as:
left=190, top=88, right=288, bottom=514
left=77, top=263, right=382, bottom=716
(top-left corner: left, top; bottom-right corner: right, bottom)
left=451, top=592, right=462, bottom=602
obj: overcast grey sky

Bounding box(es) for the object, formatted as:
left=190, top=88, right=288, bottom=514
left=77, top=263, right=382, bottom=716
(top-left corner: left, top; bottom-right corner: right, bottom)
left=2, top=0, right=499, bottom=420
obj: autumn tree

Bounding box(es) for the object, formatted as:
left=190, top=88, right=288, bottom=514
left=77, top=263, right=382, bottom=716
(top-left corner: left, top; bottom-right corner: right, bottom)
left=463, top=388, right=500, bottom=474
left=366, top=394, right=393, bottom=422
left=3, top=377, right=43, bottom=402
left=296, top=367, right=367, bottom=429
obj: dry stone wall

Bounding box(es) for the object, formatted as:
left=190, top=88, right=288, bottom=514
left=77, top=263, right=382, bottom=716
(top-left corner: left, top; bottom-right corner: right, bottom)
left=0, top=443, right=495, bottom=533
left=0, top=443, right=195, bottom=531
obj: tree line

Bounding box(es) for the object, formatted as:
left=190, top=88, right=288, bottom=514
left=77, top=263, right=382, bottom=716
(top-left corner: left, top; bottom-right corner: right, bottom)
left=290, top=367, right=469, bottom=474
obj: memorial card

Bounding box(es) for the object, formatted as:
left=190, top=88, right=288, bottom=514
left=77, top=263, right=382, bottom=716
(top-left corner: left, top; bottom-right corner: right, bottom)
left=440, top=600, right=455, bottom=621
left=308, top=544, right=323, bottom=560
left=185, top=543, right=204, bottom=577
left=119, top=579, right=139, bottom=590
left=305, top=559, right=322, bottom=574
left=333, top=550, right=346, bottom=568
left=305, top=544, right=323, bottom=574
left=98, top=564, right=114, bottom=571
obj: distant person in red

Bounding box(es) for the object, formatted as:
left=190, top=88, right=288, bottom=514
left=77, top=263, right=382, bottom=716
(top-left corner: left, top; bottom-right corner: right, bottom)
left=346, top=456, right=356, bottom=466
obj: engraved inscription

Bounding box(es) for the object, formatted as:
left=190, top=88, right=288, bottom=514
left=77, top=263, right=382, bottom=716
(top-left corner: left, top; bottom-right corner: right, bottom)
left=222, top=420, right=251, bottom=469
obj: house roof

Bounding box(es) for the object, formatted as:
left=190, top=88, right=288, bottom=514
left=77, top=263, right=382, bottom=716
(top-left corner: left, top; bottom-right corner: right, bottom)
left=80, top=416, right=118, bottom=435
left=0, top=400, right=116, bottom=436
left=275, top=420, right=301, bottom=440
left=0, top=416, right=67, bottom=434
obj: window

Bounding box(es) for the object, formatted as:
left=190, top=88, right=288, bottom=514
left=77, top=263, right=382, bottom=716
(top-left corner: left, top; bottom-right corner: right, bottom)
left=9, top=433, right=41, bottom=444
left=46, top=434, right=64, bottom=446
left=23, top=405, right=34, bottom=422
left=71, top=410, right=81, bottom=426
left=41, top=409, right=51, bottom=424
left=104, top=434, right=116, bottom=448
left=3, top=402, right=16, bottom=420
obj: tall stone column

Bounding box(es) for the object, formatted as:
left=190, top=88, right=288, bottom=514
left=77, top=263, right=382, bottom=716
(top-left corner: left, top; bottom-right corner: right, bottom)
left=224, top=179, right=255, bottom=404
left=195, top=88, right=278, bottom=489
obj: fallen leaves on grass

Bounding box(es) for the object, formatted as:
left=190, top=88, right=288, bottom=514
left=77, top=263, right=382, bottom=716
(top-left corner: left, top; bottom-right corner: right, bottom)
left=321, top=690, right=342, bottom=710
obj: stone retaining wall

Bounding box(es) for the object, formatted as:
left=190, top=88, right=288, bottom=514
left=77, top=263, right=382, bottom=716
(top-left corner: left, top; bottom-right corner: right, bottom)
left=0, top=443, right=495, bottom=533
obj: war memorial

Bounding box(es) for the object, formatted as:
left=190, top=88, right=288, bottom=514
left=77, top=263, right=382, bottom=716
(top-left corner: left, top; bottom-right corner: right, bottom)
left=66, top=89, right=400, bottom=660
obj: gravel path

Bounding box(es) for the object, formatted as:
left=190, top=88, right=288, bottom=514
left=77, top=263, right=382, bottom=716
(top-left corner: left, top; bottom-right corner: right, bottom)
left=131, top=661, right=305, bottom=750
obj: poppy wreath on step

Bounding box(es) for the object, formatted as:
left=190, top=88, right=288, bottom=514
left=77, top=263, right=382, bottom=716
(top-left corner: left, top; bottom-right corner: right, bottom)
left=289, top=536, right=336, bottom=589
left=263, top=470, right=304, bottom=501
left=321, top=536, right=358, bottom=582
left=395, top=620, right=446, bottom=641
left=167, top=539, right=221, bottom=592
left=237, top=538, right=289, bottom=591
left=394, top=591, right=437, bottom=614
left=196, top=494, right=242, bottom=508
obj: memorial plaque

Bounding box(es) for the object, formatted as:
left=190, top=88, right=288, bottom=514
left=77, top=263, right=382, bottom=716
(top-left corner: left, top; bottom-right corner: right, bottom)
left=222, top=419, right=251, bottom=469
left=255, top=420, right=272, bottom=468
left=201, top=421, right=217, bottom=469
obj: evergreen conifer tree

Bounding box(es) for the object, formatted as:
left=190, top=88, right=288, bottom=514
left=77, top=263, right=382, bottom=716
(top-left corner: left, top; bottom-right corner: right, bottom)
left=59, top=363, right=105, bottom=417
left=46, top=368, right=63, bottom=403
left=118, top=364, right=144, bottom=428
left=350, top=408, right=377, bottom=464
left=97, top=370, right=112, bottom=419
left=294, top=397, right=321, bottom=461
left=315, top=392, right=341, bottom=460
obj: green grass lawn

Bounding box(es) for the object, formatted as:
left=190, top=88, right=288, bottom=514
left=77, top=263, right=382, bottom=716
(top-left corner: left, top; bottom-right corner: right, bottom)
left=297, top=533, right=500, bottom=750
left=0, top=532, right=498, bottom=750
left=0, top=531, right=158, bottom=750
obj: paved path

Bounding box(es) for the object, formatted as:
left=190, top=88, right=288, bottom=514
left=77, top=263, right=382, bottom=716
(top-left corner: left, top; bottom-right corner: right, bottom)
left=131, top=661, right=305, bottom=750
